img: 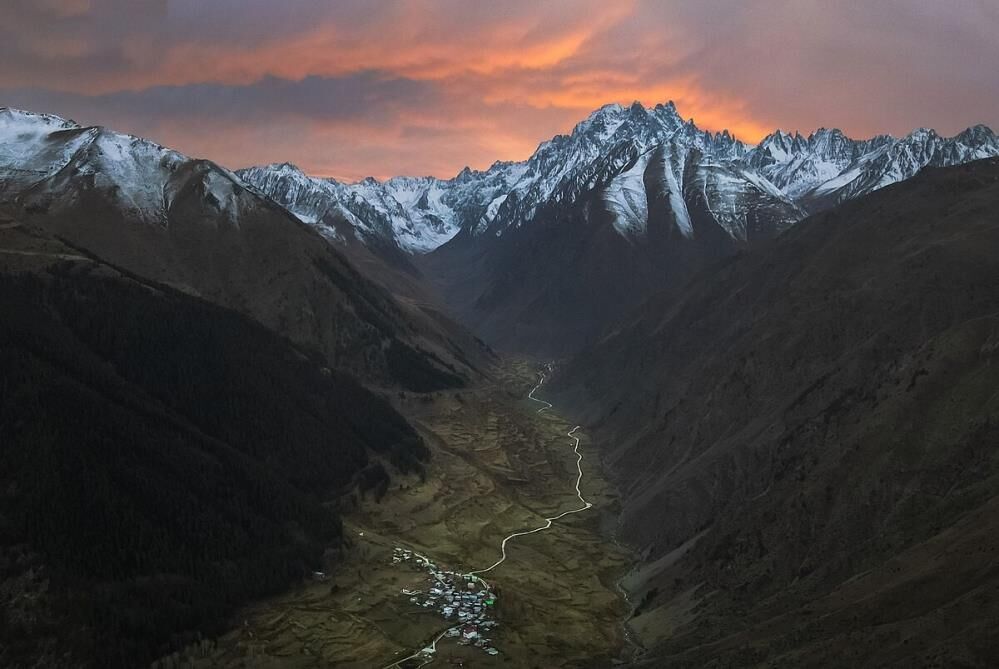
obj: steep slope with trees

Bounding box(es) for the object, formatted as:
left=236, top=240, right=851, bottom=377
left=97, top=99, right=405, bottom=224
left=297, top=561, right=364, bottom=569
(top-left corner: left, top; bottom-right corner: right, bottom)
left=0, top=233, right=427, bottom=667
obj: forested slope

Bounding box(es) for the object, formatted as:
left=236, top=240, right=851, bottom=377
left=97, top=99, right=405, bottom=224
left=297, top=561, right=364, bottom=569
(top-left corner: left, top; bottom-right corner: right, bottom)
left=0, top=259, right=426, bottom=667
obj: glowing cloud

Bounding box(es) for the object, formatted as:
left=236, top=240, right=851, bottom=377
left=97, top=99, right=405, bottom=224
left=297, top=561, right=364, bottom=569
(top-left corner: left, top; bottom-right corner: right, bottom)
left=1, top=0, right=996, bottom=179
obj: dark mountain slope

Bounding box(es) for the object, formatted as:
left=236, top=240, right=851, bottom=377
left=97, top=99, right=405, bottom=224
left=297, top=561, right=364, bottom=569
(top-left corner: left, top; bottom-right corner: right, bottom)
left=0, top=110, right=487, bottom=391
left=0, top=229, right=426, bottom=667
left=422, top=134, right=798, bottom=356
left=552, top=159, right=999, bottom=667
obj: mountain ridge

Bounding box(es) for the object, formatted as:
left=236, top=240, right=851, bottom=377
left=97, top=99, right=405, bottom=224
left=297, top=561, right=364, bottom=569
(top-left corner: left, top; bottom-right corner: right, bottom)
left=237, top=101, right=997, bottom=253
left=11, top=104, right=994, bottom=259
left=0, top=108, right=488, bottom=389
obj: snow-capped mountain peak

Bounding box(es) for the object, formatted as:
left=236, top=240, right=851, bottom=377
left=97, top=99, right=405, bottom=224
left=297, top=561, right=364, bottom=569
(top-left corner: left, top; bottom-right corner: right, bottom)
left=241, top=102, right=996, bottom=254
left=15, top=101, right=981, bottom=260
left=0, top=108, right=241, bottom=226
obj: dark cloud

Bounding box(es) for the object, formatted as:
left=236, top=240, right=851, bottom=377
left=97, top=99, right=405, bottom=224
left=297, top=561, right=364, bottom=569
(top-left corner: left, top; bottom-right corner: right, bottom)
left=2, top=72, right=433, bottom=127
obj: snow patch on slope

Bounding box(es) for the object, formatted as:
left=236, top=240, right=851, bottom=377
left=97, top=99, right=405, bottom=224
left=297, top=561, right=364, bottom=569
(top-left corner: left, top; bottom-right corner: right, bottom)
left=603, top=151, right=652, bottom=238
left=0, top=109, right=91, bottom=189
left=656, top=148, right=694, bottom=239
left=87, top=131, right=186, bottom=219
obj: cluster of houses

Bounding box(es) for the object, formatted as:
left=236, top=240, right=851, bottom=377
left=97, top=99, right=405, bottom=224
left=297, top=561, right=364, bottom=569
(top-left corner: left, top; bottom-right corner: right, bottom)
left=393, top=547, right=502, bottom=658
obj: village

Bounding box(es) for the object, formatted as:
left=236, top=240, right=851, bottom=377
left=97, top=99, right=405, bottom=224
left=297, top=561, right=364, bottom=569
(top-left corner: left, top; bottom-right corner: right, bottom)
left=392, top=547, right=503, bottom=661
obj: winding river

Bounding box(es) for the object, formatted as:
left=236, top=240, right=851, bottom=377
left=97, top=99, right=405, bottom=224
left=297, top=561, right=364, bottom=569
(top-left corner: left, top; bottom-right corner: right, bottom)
left=467, top=369, right=592, bottom=577
left=383, top=367, right=595, bottom=667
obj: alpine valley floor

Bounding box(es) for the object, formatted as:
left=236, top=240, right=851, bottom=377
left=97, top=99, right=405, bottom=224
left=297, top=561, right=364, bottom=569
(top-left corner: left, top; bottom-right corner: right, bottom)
left=161, top=360, right=634, bottom=668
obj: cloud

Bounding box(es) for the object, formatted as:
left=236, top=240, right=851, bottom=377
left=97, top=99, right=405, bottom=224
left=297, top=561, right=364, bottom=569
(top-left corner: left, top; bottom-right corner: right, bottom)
left=1, top=0, right=996, bottom=178
left=3, top=72, right=432, bottom=125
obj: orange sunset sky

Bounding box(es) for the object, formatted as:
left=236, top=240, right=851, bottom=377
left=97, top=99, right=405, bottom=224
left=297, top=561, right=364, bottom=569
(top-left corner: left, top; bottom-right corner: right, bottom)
left=3, top=0, right=998, bottom=181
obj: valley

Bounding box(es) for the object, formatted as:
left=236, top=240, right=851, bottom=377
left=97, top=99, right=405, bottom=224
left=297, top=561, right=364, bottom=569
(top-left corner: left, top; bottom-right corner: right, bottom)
left=163, top=361, right=633, bottom=669
left=2, top=34, right=998, bottom=666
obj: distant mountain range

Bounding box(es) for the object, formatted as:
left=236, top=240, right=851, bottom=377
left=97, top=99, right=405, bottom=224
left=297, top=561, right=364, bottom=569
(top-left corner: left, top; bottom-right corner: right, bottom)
left=3, top=103, right=996, bottom=358
left=237, top=102, right=999, bottom=355
left=239, top=101, right=998, bottom=252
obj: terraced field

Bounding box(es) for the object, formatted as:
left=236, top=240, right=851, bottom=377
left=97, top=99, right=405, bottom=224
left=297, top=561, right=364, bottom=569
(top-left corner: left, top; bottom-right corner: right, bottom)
left=164, top=361, right=632, bottom=668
